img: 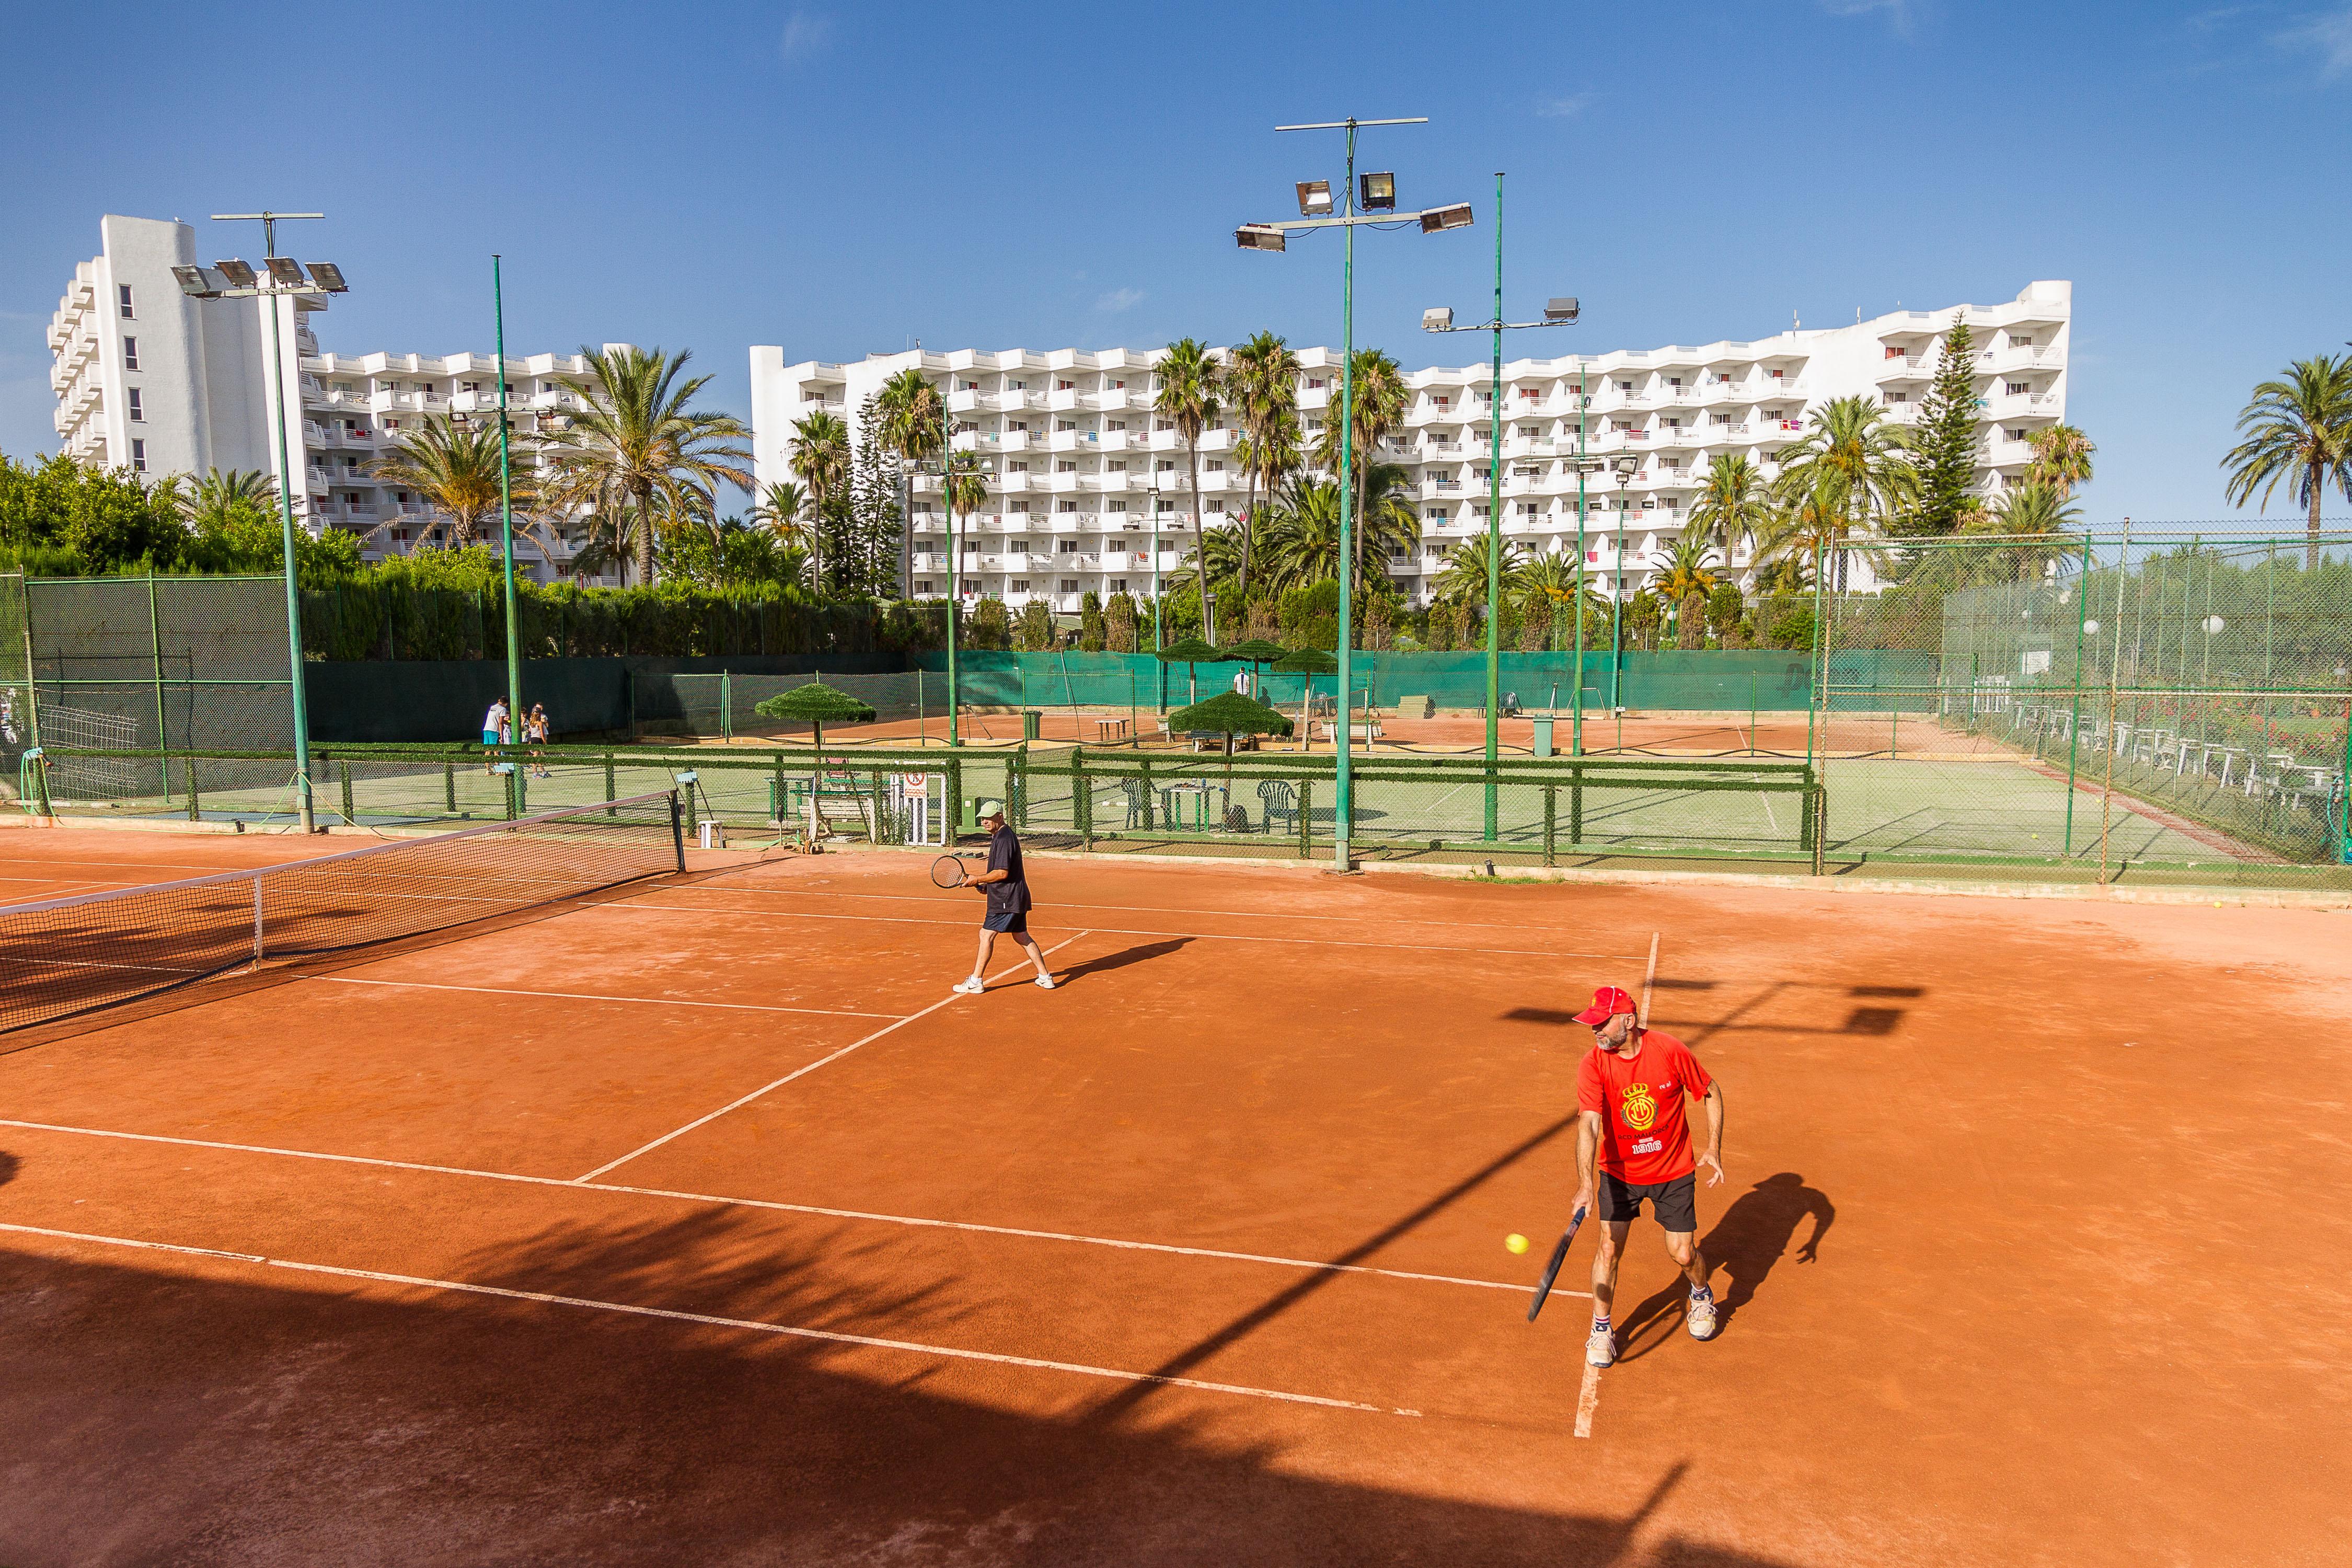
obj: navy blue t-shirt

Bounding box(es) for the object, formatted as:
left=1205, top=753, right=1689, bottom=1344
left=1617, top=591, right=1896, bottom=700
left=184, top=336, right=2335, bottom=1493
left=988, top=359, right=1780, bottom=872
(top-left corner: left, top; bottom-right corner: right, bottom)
left=985, top=825, right=1031, bottom=917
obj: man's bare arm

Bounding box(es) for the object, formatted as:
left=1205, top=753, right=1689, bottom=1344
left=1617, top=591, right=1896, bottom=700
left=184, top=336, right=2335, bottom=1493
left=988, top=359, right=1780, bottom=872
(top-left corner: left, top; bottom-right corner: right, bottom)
left=1694, top=1082, right=1726, bottom=1186
left=1570, top=1110, right=1601, bottom=1214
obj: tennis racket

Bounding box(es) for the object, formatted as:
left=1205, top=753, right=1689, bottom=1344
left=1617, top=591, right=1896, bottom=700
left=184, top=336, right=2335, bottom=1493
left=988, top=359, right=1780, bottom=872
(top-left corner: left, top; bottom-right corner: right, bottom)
left=930, top=854, right=981, bottom=889
left=1526, top=1205, right=1588, bottom=1323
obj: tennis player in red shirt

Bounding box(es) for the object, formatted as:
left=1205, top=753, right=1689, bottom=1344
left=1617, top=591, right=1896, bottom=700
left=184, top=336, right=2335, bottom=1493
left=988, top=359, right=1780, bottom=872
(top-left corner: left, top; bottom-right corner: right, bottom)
left=1568, top=984, right=1726, bottom=1368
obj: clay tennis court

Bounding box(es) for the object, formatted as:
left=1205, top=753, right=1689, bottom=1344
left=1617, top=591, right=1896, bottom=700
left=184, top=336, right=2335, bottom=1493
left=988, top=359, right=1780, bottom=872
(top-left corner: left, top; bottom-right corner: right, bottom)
left=3, top=824, right=2347, bottom=1565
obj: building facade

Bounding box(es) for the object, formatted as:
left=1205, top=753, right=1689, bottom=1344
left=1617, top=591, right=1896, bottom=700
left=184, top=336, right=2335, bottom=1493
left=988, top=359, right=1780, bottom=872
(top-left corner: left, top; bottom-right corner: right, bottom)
left=750, top=279, right=2070, bottom=611
left=48, top=215, right=617, bottom=581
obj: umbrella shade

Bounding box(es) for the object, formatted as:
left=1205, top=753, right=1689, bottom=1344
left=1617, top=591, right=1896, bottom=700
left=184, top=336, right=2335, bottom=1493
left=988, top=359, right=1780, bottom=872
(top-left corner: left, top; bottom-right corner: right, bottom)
left=1156, top=637, right=1230, bottom=663
left=753, top=683, right=878, bottom=724
left=1166, top=691, right=1294, bottom=738
left=1221, top=638, right=1288, bottom=665
left=1270, top=647, right=1338, bottom=675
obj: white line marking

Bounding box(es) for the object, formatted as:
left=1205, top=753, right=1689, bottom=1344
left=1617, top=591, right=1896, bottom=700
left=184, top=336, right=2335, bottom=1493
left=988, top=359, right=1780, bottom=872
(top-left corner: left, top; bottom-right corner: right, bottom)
left=0, top=1220, right=1419, bottom=1418
left=1575, top=1361, right=1601, bottom=1438
left=0, top=1117, right=1564, bottom=1298
left=586, top=902, right=1624, bottom=962
left=570, top=930, right=1094, bottom=1184
left=306, top=975, right=896, bottom=1020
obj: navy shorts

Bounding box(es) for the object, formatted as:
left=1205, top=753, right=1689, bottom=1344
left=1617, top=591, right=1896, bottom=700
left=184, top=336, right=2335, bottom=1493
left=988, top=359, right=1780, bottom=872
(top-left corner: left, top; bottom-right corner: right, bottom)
left=1597, top=1171, right=1697, bottom=1231
left=981, top=909, right=1028, bottom=935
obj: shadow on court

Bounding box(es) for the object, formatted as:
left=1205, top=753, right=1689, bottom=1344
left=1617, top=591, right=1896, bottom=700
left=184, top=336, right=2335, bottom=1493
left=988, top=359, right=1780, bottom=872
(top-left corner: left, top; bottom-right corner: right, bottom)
left=1618, top=1173, right=1836, bottom=1361
left=0, top=1231, right=1807, bottom=1567
left=0, top=1149, right=17, bottom=1188
left=1054, top=936, right=1194, bottom=985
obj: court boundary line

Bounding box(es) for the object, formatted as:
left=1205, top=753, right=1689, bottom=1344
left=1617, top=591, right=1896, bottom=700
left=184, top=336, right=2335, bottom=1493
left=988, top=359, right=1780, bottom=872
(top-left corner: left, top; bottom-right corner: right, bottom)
left=0, top=1117, right=1570, bottom=1298
left=0, top=1220, right=1421, bottom=1419
left=306, top=975, right=897, bottom=1021
left=572, top=930, right=1094, bottom=1184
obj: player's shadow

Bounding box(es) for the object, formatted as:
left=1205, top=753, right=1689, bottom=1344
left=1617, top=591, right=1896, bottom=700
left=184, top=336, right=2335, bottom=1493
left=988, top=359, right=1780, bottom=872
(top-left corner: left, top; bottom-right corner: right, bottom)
left=0, top=1150, right=17, bottom=1188
left=1053, top=936, right=1193, bottom=984
left=1617, top=1172, right=1835, bottom=1361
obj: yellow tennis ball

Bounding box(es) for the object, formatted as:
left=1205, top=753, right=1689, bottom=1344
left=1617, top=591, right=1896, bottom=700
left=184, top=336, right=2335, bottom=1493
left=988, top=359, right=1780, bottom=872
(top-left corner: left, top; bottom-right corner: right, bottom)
left=1504, top=1233, right=1530, bottom=1255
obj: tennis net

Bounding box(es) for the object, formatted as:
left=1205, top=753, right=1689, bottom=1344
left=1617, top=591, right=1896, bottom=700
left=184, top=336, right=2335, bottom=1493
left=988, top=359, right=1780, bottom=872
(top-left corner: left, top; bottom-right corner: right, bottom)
left=0, top=789, right=685, bottom=1034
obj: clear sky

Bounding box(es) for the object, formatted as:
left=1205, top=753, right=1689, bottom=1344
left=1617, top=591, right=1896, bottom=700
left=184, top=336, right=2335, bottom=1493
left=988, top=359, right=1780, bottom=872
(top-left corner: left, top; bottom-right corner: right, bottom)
left=4, top=0, right=2348, bottom=526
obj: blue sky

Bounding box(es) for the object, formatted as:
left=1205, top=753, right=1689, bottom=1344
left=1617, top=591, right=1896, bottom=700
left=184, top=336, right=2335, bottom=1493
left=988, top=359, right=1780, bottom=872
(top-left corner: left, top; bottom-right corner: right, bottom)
left=4, top=0, right=2348, bottom=525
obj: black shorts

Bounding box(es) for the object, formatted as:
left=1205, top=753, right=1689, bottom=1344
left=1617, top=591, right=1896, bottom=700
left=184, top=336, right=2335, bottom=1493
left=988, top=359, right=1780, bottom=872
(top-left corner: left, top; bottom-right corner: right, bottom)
left=1597, top=1171, right=1697, bottom=1231
left=981, top=909, right=1028, bottom=935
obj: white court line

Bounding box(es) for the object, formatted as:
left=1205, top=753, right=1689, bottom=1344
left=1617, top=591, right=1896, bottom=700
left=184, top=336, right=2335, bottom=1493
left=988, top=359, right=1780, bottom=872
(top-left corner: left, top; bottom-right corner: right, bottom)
left=307, top=975, right=896, bottom=1020
left=0, top=1220, right=1418, bottom=1419
left=571, top=930, right=1094, bottom=1184
left=0, top=1117, right=1562, bottom=1299
left=587, top=901, right=1630, bottom=963
left=1575, top=1361, right=1601, bottom=1438
left=634, top=881, right=1654, bottom=947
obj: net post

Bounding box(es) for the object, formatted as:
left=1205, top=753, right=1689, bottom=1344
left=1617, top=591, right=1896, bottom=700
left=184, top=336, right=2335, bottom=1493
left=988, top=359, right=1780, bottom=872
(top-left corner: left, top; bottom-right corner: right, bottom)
left=1543, top=782, right=1557, bottom=867
left=1013, top=741, right=1029, bottom=829
left=340, top=758, right=354, bottom=825
left=186, top=757, right=201, bottom=822
left=945, top=753, right=963, bottom=840
left=443, top=759, right=454, bottom=814
left=252, top=877, right=264, bottom=962
left=504, top=765, right=518, bottom=821
left=1073, top=744, right=1091, bottom=848
left=669, top=789, right=686, bottom=871
left=606, top=756, right=618, bottom=815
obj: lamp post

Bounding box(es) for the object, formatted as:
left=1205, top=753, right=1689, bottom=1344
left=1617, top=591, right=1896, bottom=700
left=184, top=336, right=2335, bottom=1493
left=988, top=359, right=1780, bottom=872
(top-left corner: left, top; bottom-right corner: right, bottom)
left=178, top=213, right=347, bottom=833
left=449, top=257, right=526, bottom=764
left=1570, top=448, right=1604, bottom=755
left=1238, top=116, right=1471, bottom=871
left=1609, top=455, right=1640, bottom=710
left=1150, top=468, right=1166, bottom=711
left=1420, top=172, right=1576, bottom=838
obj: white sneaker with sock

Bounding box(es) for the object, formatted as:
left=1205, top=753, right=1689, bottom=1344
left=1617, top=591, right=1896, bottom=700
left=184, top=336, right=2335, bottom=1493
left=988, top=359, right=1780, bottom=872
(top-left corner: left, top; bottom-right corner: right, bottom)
left=1034, top=973, right=1056, bottom=989
left=1687, top=1291, right=1718, bottom=1340
left=1585, top=1324, right=1615, bottom=1368
left=952, top=976, right=985, bottom=995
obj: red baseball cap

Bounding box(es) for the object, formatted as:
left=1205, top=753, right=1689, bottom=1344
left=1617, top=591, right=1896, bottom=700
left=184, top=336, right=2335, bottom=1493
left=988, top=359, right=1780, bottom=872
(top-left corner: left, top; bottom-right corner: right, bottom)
left=1572, top=985, right=1639, bottom=1026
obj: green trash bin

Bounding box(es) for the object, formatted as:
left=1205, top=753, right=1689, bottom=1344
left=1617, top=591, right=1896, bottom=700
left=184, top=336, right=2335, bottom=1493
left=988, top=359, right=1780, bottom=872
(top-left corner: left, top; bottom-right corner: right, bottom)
left=1021, top=709, right=1042, bottom=741
left=1532, top=714, right=1555, bottom=758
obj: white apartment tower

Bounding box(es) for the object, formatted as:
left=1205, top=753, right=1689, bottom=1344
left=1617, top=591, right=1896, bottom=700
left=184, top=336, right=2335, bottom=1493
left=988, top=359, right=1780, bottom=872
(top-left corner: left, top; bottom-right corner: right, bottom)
left=750, top=280, right=2070, bottom=609
left=47, top=215, right=616, bottom=580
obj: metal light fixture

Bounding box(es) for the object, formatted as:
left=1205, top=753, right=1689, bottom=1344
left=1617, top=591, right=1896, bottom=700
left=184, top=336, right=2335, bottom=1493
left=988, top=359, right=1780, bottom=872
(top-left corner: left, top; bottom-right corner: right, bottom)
left=264, top=256, right=307, bottom=286
left=1295, top=180, right=1333, bottom=217
left=171, top=264, right=218, bottom=298
left=1544, top=297, right=1580, bottom=323
left=1419, top=202, right=1474, bottom=233
left=214, top=258, right=258, bottom=287
left=1422, top=306, right=1454, bottom=331
left=307, top=261, right=349, bottom=293
left=1235, top=224, right=1287, bottom=252
left=1358, top=171, right=1396, bottom=211
left=1612, top=454, right=1642, bottom=477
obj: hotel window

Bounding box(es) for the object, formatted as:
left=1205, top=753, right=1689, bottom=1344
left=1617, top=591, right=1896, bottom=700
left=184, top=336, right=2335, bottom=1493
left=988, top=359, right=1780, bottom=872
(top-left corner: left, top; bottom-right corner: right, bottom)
left=1059, top=579, right=1079, bottom=594
left=128, top=388, right=144, bottom=422
left=1010, top=379, right=1027, bottom=389
left=1008, top=462, right=1027, bottom=472
left=1057, top=539, right=1081, bottom=553
left=1011, top=580, right=1030, bottom=593
left=1110, top=579, right=1127, bottom=592
left=962, top=381, right=979, bottom=390
left=916, top=580, right=933, bottom=594
left=1156, top=459, right=1176, bottom=472
left=1057, top=499, right=1078, bottom=513
left=1106, top=420, right=1126, bottom=431
left=1517, top=503, right=1541, bottom=517
left=1057, top=420, right=1077, bottom=431
left=1204, top=460, right=1224, bottom=472
left=1106, top=500, right=1126, bottom=513
left=1307, top=378, right=1326, bottom=389
left=1885, top=345, right=1906, bottom=360
left=1205, top=501, right=1223, bottom=514
left=1106, top=460, right=1126, bottom=472
left=123, top=338, right=140, bottom=370
left=1056, top=381, right=1074, bottom=391
left=1056, top=460, right=1076, bottom=473
left=131, top=439, right=147, bottom=472
left=2007, top=382, right=2030, bottom=396
left=118, top=285, right=134, bottom=318
left=1431, top=396, right=1450, bottom=410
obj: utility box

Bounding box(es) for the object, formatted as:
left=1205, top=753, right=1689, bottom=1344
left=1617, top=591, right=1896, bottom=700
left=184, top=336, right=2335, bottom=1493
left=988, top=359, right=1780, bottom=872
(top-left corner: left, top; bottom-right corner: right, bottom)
left=1532, top=715, right=1555, bottom=758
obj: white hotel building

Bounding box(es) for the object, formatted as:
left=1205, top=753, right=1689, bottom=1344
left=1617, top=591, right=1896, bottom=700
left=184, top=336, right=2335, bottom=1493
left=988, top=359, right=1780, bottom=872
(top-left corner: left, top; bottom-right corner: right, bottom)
left=48, top=215, right=612, bottom=580
left=751, top=279, right=2069, bottom=610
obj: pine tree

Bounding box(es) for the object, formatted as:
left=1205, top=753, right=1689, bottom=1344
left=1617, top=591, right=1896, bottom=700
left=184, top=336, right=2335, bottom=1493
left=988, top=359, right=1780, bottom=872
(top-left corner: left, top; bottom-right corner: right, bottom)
left=846, top=394, right=906, bottom=598
left=1906, top=322, right=1981, bottom=537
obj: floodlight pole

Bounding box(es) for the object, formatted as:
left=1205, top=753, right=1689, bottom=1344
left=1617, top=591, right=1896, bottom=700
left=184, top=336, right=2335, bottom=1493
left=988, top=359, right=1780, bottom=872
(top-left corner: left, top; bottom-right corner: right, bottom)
left=1151, top=470, right=1166, bottom=712
left=491, top=256, right=523, bottom=755
left=1573, top=365, right=1589, bottom=756
left=213, top=210, right=327, bottom=833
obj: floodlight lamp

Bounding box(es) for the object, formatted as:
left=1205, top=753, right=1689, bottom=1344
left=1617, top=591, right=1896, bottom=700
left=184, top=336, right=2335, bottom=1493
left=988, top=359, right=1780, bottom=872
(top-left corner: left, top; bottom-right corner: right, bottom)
left=1359, top=171, right=1396, bottom=212
left=171, top=264, right=218, bottom=299
left=1420, top=202, right=1474, bottom=233
left=1235, top=224, right=1287, bottom=252
left=307, top=261, right=349, bottom=293
left=213, top=258, right=258, bottom=287
left=264, top=256, right=307, bottom=286
left=1422, top=306, right=1454, bottom=332
left=1295, top=180, right=1333, bottom=217
left=1544, top=297, right=1580, bottom=324
left=1612, top=454, right=1642, bottom=476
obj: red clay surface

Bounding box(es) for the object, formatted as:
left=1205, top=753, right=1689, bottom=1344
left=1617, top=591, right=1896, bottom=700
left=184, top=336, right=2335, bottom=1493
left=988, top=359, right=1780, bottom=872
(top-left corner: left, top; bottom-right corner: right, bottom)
left=3, top=836, right=2348, bottom=1566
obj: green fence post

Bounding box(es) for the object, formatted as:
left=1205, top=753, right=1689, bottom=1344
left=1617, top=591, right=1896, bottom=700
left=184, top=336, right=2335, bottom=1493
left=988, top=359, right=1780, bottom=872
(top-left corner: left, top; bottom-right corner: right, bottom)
left=770, top=751, right=785, bottom=825
left=1299, top=774, right=1312, bottom=858
left=1013, top=742, right=1029, bottom=828
left=444, top=759, right=456, bottom=814
left=504, top=766, right=518, bottom=821
left=1073, top=744, right=1090, bottom=848
left=187, top=758, right=202, bottom=822
left=1140, top=754, right=1155, bottom=831
left=1570, top=762, right=1584, bottom=845
left=2061, top=532, right=2093, bottom=856
left=1543, top=782, right=1557, bottom=867
left=945, top=753, right=963, bottom=838
left=147, top=571, right=171, bottom=806
left=340, top=759, right=354, bottom=825
left=721, top=670, right=733, bottom=743
left=871, top=768, right=886, bottom=844
left=605, top=755, right=618, bottom=814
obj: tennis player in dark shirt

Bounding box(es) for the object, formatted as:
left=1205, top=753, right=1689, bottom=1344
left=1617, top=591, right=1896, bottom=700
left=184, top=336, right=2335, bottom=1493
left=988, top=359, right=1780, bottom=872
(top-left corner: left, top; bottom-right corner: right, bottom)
left=953, top=799, right=1057, bottom=994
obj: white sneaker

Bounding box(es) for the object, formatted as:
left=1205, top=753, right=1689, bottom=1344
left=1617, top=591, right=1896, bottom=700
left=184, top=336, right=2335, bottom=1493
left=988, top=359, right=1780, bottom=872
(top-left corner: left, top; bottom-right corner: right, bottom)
left=1034, top=973, right=1056, bottom=989
left=1585, top=1326, right=1615, bottom=1368
left=952, top=977, right=985, bottom=995
left=1687, top=1293, right=1718, bottom=1341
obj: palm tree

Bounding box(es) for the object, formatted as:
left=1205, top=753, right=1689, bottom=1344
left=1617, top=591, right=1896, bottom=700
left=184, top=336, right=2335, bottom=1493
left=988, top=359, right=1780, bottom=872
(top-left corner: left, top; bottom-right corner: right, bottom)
left=1155, top=338, right=1223, bottom=630
left=1688, top=453, right=1770, bottom=561
left=875, top=366, right=946, bottom=595
left=1769, top=395, right=1916, bottom=590
left=2024, top=424, right=2096, bottom=497
left=751, top=479, right=812, bottom=555
left=1310, top=349, right=1409, bottom=584
left=176, top=467, right=279, bottom=526
left=944, top=451, right=989, bottom=599
left=366, top=413, right=546, bottom=551
left=1955, top=479, right=2084, bottom=584
left=787, top=408, right=851, bottom=589
left=1431, top=533, right=1526, bottom=607
left=1653, top=534, right=1721, bottom=604
left=537, top=346, right=752, bottom=585
left=2221, top=354, right=2352, bottom=570
left=1226, top=331, right=1302, bottom=598
left=1753, top=469, right=1888, bottom=587
left=1256, top=478, right=1344, bottom=591
left=1355, top=461, right=1424, bottom=569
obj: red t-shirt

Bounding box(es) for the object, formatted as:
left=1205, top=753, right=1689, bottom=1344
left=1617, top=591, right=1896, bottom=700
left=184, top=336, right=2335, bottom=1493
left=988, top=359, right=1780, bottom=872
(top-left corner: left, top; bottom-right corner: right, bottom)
left=1577, top=1030, right=1714, bottom=1184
